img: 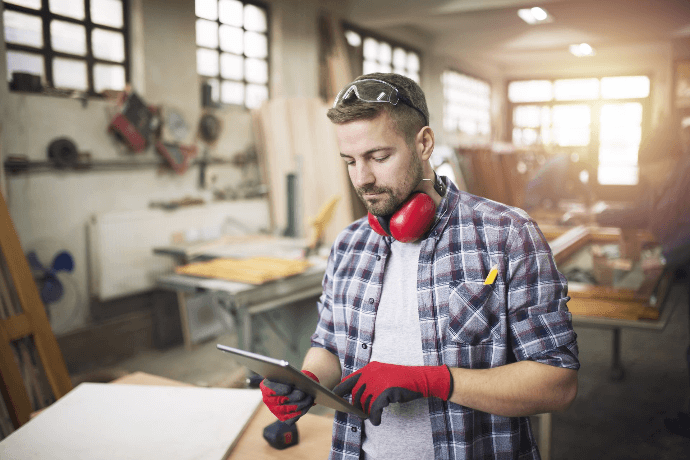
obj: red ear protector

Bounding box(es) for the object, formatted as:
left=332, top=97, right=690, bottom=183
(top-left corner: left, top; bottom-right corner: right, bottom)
left=367, top=174, right=447, bottom=243
left=368, top=192, right=436, bottom=243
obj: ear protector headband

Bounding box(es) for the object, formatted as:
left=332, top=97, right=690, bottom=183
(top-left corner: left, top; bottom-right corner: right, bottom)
left=368, top=174, right=447, bottom=243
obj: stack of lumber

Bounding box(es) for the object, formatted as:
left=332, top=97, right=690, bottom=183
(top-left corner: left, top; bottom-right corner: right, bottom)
left=252, top=98, right=358, bottom=245
left=176, top=257, right=311, bottom=285
left=456, top=147, right=527, bottom=207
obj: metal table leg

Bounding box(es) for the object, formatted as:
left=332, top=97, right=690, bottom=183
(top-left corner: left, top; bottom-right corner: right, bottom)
left=610, top=327, right=625, bottom=381
left=176, top=291, right=192, bottom=351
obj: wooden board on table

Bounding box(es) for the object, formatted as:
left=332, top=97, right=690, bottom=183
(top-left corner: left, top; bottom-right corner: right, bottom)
left=227, top=404, right=334, bottom=460
left=253, top=98, right=356, bottom=246
left=0, top=382, right=263, bottom=460
left=176, top=257, right=312, bottom=285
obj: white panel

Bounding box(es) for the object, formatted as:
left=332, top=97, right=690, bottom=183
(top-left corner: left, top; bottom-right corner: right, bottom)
left=0, top=383, right=262, bottom=460
left=88, top=200, right=270, bottom=300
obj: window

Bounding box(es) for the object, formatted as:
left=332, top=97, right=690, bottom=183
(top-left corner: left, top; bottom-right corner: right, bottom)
left=442, top=70, right=491, bottom=137
left=195, top=0, right=269, bottom=110
left=343, top=26, right=421, bottom=84
left=3, top=0, right=129, bottom=95
left=508, top=76, right=650, bottom=186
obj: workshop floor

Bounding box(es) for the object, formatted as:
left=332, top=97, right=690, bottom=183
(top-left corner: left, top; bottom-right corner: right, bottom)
left=93, top=275, right=690, bottom=459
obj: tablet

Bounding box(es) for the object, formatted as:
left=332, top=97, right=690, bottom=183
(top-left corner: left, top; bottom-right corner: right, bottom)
left=216, top=344, right=367, bottom=419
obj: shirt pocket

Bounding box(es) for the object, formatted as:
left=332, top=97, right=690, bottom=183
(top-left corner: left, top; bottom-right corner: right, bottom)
left=448, top=281, right=502, bottom=345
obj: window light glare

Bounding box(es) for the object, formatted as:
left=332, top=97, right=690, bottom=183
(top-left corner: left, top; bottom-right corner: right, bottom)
left=344, top=30, right=361, bottom=47
left=518, top=7, right=552, bottom=24
left=569, top=43, right=595, bottom=57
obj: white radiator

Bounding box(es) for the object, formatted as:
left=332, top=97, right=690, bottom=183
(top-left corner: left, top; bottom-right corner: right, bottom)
left=88, top=199, right=270, bottom=300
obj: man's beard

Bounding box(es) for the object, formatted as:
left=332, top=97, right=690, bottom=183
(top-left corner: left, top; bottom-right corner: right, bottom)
left=356, top=155, right=424, bottom=217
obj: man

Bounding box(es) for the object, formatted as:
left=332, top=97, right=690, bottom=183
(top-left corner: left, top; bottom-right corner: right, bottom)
left=261, top=73, right=579, bottom=459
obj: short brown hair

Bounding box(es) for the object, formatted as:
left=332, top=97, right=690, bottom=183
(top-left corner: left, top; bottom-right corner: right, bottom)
left=327, top=73, right=429, bottom=148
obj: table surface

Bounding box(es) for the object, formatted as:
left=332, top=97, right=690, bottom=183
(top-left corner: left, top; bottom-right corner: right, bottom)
left=115, top=372, right=333, bottom=460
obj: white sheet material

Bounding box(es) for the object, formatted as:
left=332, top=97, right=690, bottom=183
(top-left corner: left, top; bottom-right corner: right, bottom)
left=0, top=383, right=263, bottom=460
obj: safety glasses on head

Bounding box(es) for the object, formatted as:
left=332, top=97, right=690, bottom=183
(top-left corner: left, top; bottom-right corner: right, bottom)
left=333, top=79, right=428, bottom=126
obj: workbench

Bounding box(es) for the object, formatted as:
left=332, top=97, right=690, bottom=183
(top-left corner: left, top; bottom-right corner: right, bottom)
left=154, top=236, right=326, bottom=351
left=0, top=371, right=333, bottom=459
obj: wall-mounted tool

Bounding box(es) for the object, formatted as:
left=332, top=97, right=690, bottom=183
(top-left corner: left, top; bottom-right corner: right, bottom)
left=155, top=142, right=197, bottom=174
left=108, top=91, right=156, bottom=153
left=47, top=138, right=79, bottom=169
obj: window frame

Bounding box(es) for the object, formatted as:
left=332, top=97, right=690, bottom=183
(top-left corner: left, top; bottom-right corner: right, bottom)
left=195, top=0, right=270, bottom=110
left=442, top=67, right=492, bottom=138
left=505, top=73, right=653, bottom=200
left=3, top=0, right=131, bottom=97
left=341, top=21, right=423, bottom=85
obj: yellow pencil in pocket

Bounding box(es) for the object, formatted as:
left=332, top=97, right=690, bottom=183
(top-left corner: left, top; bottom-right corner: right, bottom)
left=484, top=264, right=498, bottom=285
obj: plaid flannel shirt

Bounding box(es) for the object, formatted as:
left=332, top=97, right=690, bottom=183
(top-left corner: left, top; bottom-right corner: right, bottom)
left=311, top=178, right=580, bottom=460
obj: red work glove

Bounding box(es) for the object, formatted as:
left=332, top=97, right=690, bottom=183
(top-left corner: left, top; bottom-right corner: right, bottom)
left=260, top=370, right=319, bottom=425
left=333, top=361, right=453, bottom=426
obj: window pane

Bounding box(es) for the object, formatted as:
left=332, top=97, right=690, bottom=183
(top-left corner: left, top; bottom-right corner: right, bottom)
left=4, top=10, right=43, bottom=48
left=207, top=78, right=220, bottom=102
left=49, top=0, right=85, bottom=20
left=378, top=42, right=392, bottom=64
left=393, top=47, right=406, bottom=69
left=601, top=76, right=650, bottom=99
left=244, top=31, right=267, bottom=58
left=245, top=57, right=267, bottom=84
left=6, top=51, right=44, bottom=82
left=220, top=52, right=243, bottom=80
left=554, top=78, right=599, bottom=100
left=363, top=59, right=377, bottom=75
left=553, top=105, right=590, bottom=146
left=409, top=71, right=420, bottom=83
left=91, top=0, right=124, bottom=28
left=51, top=20, right=86, bottom=56
left=197, top=48, right=219, bottom=76
left=53, top=57, right=88, bottom=90
left=246, top=83, right=268, bottom=109
left=363, top=38, right=378, bottom=61
left=407, top=52, right=419, bottom=72
left=508, top=80, right=553, bottom=102
left=5, top=0, right=41, bottom=9
left=94, top=63, right=125, bottom=92
left=513, top=105, right=542, bottom=128
left=598, top=165, right=638, bottom=185
left=219, top=0, right=243, bottom=26
left=92, top=29, right=125, bottom=62
left=196, top=0, right=218, bottom=21
left=221, top=80, right=244, bottom=104
left=219, top=25, right=243, bottom=54
left=345, top=30, right=361, bottom=47
left=244, top=4, right=267, bottom=32
left=196, top=19, right=219, bottom=49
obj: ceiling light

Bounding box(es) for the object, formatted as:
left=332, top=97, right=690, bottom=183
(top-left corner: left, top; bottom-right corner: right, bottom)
left=569, top=43, right=595, bottom=57
left=518, top=7, right=553, bottom=24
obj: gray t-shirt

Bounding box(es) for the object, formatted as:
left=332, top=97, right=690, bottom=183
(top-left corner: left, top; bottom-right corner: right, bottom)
left=361, top=240, right=435, bottom=460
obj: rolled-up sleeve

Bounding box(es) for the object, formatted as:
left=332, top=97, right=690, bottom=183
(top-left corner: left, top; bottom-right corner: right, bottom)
left=506, top=221, right=580, bottom=370
left=310, top=249, right=339, bottom=357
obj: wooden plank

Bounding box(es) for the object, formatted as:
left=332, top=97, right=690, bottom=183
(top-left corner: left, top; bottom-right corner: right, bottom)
left=0, top=190, right=72, bottom=401
left=0, top=320, right=32, bottom=428
left=227, top=405, right=333, bottom=460
left=568, top=297, right=659, bottom=321
left=550, top=225, right=591, bottom=265
left=0, top=383, right=263, bottom=460
left=176, top=257, right=311, bottom=285
left=0, top=314, right=31, bottom=341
